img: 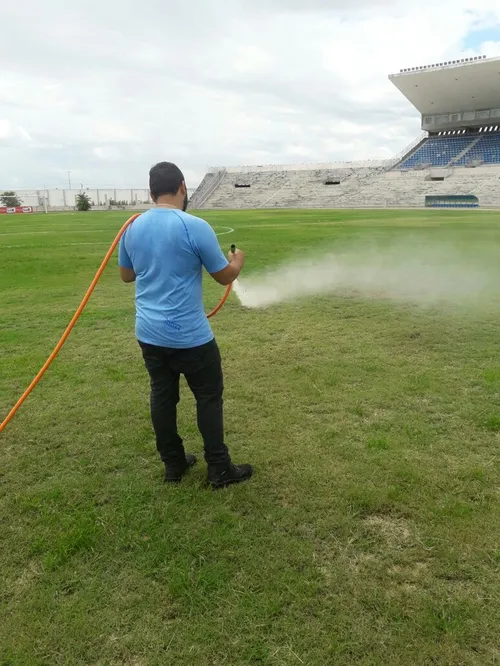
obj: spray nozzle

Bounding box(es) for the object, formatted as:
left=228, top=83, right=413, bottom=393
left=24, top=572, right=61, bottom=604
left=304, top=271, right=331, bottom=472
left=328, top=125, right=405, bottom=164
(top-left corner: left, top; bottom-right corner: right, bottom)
left=230, top=244, right=236, bottom=254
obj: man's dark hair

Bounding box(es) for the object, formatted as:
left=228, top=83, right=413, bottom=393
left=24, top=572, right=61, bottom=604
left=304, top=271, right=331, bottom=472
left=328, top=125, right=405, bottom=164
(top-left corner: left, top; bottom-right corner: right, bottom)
left=149, top=162, right=185, bottom=200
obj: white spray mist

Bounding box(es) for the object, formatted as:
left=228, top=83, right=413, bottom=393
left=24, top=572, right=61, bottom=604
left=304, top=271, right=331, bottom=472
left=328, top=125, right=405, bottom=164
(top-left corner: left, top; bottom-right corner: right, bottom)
left=232, top=239, right=500, bottom=310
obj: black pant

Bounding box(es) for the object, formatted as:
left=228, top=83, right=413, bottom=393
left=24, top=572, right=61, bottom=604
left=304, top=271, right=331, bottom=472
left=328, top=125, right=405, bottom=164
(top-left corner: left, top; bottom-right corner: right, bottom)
left=139, top=338, right=230, bottom=466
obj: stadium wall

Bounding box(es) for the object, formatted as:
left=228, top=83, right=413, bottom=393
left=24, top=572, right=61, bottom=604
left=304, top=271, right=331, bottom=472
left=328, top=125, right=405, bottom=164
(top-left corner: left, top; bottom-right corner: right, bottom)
left=1, top=188, right=197, bottom=211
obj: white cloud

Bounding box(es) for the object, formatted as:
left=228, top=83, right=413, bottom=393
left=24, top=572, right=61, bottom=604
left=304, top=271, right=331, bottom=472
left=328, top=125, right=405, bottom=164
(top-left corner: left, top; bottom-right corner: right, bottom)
left=0, top=0, right=500, bottom=187
left=0, top=119, right=32, bottom=144
left=92, top=147, right=117, bottom=161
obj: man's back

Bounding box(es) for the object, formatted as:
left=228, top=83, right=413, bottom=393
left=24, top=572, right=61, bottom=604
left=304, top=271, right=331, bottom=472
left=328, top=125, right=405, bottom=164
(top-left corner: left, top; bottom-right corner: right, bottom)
left=119, top=208, right=228, bottom=349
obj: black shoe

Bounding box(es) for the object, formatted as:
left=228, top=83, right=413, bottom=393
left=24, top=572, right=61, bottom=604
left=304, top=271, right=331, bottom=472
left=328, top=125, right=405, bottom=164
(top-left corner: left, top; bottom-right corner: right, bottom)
left=164, top=454, right=197, bottom=484
left=208, top=462, right=253, bottom=490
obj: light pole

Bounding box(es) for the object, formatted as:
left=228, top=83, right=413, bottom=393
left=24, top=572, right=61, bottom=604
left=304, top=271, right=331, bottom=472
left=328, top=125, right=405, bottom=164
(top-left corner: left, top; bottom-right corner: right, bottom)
left=68, top=171, right=72, bottom=190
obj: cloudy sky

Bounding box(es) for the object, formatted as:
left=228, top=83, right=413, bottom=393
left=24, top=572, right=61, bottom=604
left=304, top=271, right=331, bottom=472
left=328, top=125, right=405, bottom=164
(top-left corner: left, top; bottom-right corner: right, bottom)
left=1, top=0, right=500, bottom=189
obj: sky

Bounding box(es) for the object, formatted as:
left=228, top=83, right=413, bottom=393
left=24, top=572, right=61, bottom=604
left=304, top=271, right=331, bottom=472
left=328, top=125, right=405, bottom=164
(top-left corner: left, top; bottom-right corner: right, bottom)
left=1, top=0, right=500, bottom=189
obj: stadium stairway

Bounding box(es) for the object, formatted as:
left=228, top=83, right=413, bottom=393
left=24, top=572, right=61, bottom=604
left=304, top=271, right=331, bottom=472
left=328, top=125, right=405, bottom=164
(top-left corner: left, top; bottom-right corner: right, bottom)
left=449, top=136, right=483, bottom=165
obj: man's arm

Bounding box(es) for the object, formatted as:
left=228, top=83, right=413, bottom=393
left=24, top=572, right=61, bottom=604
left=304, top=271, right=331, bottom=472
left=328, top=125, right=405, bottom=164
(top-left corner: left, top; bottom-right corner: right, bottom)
left=193, top=221, right=244, bottom=285
left=119, top=266, right=136, bottom=283
left=210, top=249, right=245, bottom=286
left=118, top=232, right=136, bottom=283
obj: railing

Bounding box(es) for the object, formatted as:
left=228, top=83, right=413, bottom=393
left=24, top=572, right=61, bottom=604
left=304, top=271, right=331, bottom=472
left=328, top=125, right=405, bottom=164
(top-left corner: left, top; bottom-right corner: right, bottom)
left=386, top=132, right=428, bottom=170
left=449, top=136, right=482, bottom=165
left=187, top=175, right=211, bottom=209
left=257, top=181, right=292, bottom=208
left=209, top=160, right=393, bottom=174
left=189, top=168, right=227, bottom=209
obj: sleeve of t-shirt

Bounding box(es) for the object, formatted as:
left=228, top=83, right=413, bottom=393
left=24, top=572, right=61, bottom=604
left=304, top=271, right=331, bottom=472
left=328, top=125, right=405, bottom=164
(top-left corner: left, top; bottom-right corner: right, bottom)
left=192, top=221, right=229, bottom=274
left=118, top=231, right=133, bottom=269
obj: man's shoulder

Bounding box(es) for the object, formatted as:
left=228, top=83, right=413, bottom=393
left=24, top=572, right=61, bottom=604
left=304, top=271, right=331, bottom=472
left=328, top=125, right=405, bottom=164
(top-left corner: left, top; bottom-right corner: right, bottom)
left=127, top=209, right=153, bottom=229
left=176, top=211, right=214, bottom=239
left=177, top=210, right=209, bottom=226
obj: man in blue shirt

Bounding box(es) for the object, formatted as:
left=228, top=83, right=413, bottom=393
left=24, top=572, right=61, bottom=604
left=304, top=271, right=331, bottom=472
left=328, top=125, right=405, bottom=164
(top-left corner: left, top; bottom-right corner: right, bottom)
left=119, top=162, right=252, bottom=489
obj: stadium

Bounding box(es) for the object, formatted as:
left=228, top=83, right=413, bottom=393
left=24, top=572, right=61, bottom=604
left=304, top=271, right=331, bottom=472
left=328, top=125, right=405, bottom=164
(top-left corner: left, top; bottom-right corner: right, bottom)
left=3, top=57, right=500, bottom=214
left=187, top=56, right=500, bottom=210
left=2, top=54, right=500, bottom=665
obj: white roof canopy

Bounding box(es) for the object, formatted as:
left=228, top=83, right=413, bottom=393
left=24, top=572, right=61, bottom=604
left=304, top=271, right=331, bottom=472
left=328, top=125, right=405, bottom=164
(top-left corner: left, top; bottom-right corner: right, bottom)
left=389, top=57, right=500, bottom=116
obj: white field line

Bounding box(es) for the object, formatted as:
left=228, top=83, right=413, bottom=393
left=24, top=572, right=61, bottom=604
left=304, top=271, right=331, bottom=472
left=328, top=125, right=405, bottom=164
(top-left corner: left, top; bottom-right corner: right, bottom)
left=213, top=226, right=235, bottom=236
left=0, top=227, right=234, bottom=250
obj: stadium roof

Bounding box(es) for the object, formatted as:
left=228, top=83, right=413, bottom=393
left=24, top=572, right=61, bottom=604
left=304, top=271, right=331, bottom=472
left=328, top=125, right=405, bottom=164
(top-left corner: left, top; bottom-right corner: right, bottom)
left=389, top=56, right=500, bottom=116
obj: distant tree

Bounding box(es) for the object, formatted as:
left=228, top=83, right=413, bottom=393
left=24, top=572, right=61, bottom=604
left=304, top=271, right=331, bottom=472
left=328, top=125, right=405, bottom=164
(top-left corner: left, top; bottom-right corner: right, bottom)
left=1, top=191, right=21, bottom=207
left=76, top=193, right=92, bottom=211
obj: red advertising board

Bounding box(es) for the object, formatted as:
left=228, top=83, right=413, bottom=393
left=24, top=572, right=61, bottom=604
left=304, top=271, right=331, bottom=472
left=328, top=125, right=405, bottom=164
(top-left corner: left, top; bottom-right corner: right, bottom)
left=0, top=206, right=33, bottom=214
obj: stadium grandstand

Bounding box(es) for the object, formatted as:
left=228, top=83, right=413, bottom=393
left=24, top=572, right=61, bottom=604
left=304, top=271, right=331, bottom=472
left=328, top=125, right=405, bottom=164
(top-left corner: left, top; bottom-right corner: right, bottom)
left=189, top=56, right=500, bottom=210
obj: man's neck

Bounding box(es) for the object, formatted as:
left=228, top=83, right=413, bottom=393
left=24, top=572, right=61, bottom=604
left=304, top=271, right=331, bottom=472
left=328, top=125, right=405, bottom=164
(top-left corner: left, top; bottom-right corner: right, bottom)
left=155, top=195, right=180, bottom=209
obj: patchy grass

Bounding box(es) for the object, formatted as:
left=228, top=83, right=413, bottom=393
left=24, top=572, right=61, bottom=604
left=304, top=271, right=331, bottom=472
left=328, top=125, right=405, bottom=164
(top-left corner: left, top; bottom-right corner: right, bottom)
left=1, top=208, right=500, bottom=665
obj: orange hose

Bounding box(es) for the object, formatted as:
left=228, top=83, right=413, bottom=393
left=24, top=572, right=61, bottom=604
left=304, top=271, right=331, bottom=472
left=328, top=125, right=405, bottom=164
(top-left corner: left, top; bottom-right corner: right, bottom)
left=0, top=213, right=232, bottom=433
left=207, top=282, right=232, bottom=319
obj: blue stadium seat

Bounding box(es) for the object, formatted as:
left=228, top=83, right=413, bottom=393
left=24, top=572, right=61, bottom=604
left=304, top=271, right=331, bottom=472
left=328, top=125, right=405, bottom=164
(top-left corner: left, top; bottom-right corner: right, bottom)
left=400, top=135, right=475, bottom=169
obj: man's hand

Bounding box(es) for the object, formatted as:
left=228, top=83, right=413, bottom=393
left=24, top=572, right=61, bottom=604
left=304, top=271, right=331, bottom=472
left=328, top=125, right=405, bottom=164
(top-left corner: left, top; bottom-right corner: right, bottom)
left=228, top=247, right=245, bottom=263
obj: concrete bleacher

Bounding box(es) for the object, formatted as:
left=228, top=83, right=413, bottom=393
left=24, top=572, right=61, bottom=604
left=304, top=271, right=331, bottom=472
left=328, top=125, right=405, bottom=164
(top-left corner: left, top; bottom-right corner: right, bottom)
left=345, top=167, right=500, bottom=208
left=196, top=163, right=500, bottom=210
left=202, top=164, right=389, bottom=210
left=192, top=133, right=500, bottom=210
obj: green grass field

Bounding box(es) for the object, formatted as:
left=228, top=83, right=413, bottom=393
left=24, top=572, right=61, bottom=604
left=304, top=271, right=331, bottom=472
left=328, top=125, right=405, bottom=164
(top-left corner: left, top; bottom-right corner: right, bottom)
left=1, top=209, right=500, bottom=665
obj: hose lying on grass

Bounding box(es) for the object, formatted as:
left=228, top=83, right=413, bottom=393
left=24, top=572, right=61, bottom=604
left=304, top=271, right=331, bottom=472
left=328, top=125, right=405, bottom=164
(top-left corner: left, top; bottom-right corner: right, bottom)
left=0, top=213, right=232, bottom=433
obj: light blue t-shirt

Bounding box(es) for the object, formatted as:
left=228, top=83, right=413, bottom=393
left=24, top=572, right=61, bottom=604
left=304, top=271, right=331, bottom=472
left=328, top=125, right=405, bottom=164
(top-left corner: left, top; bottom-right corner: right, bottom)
left=118, top=208, right=228, bottom=349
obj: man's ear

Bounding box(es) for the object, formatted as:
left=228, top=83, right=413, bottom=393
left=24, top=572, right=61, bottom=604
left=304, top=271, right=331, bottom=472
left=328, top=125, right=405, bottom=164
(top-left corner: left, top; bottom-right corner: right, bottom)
left=180, top=181, right=187, bottom=195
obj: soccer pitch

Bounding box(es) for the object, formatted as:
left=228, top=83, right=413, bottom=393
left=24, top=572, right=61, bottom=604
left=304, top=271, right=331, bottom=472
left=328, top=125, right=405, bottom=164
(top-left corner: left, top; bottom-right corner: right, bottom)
left=1, top=208, right=500, bottom=665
